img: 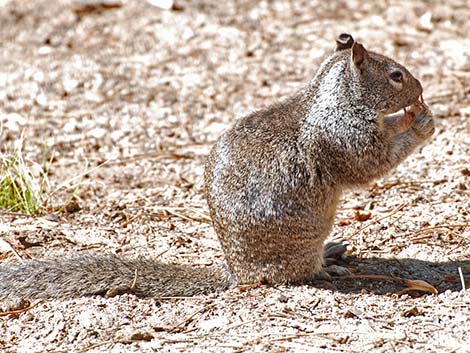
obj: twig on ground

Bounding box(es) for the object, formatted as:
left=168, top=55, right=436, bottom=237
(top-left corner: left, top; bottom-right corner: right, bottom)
left=350, top=203, right=407, bottom=238
left=371, top=179, right=447, bottom=191
left=130, top=269, right=138, bottom=292
left=0, top=300, right=44, bottom=317
left=50, top=159, right=111, bottom=196
left=121, top=210, right=143, bottom=227
left=152, top=206, right=211, bottom=223
left=155, top=295, right=205, bottom=300
left=405, top=223, right=469, bottom=240
left=169, top=303, right=215, bottom=333
left=0, top=238, right=24, bottom=263
left=348, top=274, right=438, bottom=295
left=458, top=267, right=466, bottom=291
left=0, top=211, right=36, bottom=218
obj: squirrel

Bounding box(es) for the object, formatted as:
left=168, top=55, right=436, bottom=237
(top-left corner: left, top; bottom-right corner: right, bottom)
left=0, top=34, right=434, bottom=309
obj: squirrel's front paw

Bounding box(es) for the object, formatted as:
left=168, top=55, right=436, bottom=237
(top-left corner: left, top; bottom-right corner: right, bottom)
left=410, top=104, right=435, bottom=140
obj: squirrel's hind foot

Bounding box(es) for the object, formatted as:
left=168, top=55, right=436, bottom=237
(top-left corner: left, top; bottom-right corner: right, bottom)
left=317, top=241, right=352, bottom=280
left=316, top=265, right=352, bottom=281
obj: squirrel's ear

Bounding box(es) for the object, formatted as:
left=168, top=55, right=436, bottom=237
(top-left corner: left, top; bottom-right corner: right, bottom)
left=335, top=33, right=354, bottom=51
left=351, top=41, right=369, bottom=71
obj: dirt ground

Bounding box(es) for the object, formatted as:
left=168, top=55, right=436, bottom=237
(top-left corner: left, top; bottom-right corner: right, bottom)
left=1, top=0, right=469, bottom=352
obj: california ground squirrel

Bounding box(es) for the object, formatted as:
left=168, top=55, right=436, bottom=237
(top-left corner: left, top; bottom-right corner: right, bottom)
left=0, top=34, right=434, bottom=309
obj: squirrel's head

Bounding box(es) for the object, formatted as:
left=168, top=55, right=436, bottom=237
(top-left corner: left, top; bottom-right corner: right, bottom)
left=332, top=34, right=423, bottom=115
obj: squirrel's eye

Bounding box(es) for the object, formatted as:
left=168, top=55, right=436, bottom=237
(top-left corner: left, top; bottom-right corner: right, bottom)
left=390, top=71, right=403, bottom=82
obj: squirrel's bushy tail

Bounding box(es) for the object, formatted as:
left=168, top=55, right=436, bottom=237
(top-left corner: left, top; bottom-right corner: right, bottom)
left=0, top=255, right=234, bottom=307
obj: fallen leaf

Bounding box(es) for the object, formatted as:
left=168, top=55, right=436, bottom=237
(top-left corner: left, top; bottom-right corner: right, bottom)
left=353, top=210, right=372, bottom=222
left=129, top=332, right=153, bottom=341
left=404, top=279, right=438, bottom=294
left=402, top=306, right=422, bottom=317
left=337, top=219, right=352, bottom=226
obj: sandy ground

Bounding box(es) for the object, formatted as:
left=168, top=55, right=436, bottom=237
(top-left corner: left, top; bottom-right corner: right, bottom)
left=0, top=0, right=469, bottom=352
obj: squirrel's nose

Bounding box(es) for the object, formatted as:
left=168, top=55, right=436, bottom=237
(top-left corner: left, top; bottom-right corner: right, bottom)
left=415, top=78, right=423, bottom=96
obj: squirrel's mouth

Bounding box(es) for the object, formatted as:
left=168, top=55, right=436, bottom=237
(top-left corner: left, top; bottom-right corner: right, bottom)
left=402, top=94, right=425, bottom=118
left=385, top=94, right=424, bottom=117
left=390, top=95, right=428, bottom=133
left=383, top=95, right=427, bottom=134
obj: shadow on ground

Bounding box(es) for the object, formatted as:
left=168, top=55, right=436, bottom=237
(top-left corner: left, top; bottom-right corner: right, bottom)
left=319, top=256, right=470, bottom=295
